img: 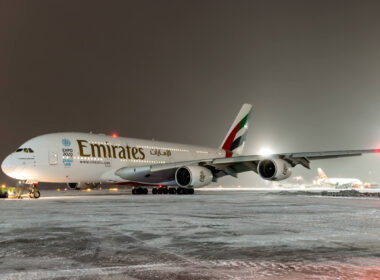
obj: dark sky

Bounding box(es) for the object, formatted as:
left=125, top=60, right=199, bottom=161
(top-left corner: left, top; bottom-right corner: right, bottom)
left=1, top=0, right=380, bottom=186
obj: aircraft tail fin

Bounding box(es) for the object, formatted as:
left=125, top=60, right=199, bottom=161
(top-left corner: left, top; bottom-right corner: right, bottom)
left=220, top=104, right=252, bottom=156
left=318, top=168, right=329, bottom=180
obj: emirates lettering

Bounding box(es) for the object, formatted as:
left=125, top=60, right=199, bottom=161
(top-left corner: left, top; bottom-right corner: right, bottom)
left=77, top=140, right=145, bottom=160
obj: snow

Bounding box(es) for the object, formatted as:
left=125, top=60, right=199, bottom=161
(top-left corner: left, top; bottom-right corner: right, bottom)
left=0, top=190, right=379, bottom=279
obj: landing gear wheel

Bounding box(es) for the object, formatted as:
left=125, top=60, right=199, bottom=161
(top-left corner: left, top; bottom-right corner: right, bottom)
left=29, top=191, right=40, bottom=198
left=152, top=188, right=157, bottom=195
left=33, top=190, right=40, bottom=199
left=169, top=188, right=177, bottom=194
left=29, top=185, right=40, bottom=199
left=176, top=187, right=194, bottom=195
left=132, top=187, right=148, bottom=195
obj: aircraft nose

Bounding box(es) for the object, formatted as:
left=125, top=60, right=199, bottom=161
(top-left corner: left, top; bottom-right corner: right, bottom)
left=1, top=155, right=15, bottom=175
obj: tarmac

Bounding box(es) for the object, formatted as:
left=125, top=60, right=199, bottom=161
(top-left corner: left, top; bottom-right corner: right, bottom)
left=0, top=189, right=379, bottom=279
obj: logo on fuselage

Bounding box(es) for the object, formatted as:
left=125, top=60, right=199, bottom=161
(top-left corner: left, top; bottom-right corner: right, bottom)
left=282, top=163, right=289, bottom=175
left=200, top=170, right=205, bottom=182
left=62, top=139, right=73, bottom=167
left=77, top=140, right=145, bottom=160
left=62, top=139, right=71, bottom=147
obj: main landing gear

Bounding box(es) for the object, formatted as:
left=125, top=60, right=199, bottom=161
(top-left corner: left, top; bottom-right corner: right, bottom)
left=28, top=184, right=40, bottom=199
left=131, top=186, right=195, bottom=195
left=132, top=187, right=148, bottom=195
left=176, top=187, right=194, bottom=195
left=151, top=186, right=194, bottom=195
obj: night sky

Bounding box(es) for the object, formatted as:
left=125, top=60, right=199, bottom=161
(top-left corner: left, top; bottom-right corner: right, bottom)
left=2, top=0, right=380, bottom=186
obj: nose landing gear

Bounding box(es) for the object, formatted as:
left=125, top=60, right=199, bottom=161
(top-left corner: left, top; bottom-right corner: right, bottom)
left=28, top=184, right=40, bottom=199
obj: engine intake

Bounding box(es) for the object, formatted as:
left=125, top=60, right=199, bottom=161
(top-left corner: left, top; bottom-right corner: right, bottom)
left=258, top=158, right=292, bottom=181
left=175, top=166, right=213, bottom=188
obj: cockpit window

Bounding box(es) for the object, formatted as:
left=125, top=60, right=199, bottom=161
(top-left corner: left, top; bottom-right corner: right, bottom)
left=16, top=148, right=34, bottom=153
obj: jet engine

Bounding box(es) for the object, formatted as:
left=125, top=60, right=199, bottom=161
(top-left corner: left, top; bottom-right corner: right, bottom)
left=258, top=158, right=292, bottom=181
left=175, top=166, right=213, bottom=188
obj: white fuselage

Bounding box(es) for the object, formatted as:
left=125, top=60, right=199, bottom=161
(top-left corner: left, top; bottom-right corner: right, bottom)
left=318, top=178, right=362, bottom=188
left=1, top=132, right=226, bottom=185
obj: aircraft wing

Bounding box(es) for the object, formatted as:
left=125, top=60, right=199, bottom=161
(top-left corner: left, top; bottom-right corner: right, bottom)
left=115, top=149, right=378, bottom=182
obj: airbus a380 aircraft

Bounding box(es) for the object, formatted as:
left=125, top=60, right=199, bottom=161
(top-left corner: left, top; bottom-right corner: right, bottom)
left=317, top=168, right=363, bottom=188
left=1, top=104, right=378, bottom=198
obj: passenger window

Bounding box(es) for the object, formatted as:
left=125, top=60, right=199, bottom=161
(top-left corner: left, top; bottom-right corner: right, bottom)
left=28, top=148, right=34, bottom=153
left=23, top=148, right=29, bottom=153
left=16, top=149, right=23, bottom=152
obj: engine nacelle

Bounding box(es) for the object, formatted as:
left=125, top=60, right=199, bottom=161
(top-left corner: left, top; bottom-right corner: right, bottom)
left=257, top=158, right=292, bottom=181
left=175, top=166, right=213, bottom=188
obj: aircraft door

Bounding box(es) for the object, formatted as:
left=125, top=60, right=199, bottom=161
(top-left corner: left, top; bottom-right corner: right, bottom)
left=48, top=152, right=58, bottom=165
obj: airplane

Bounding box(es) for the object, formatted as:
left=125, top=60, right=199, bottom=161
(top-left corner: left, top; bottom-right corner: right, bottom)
left=317, top=168, right=363, bottom=188
left=1, top=103, right=379, bottom=198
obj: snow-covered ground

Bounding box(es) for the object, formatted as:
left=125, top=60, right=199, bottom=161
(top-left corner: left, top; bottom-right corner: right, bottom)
left=0, top=190, right=379, bottom=279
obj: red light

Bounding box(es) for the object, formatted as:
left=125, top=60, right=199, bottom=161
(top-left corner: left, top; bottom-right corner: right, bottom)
left=112, top=133, right=117, bottom=138
left=376, top=149, right=380, bottom=153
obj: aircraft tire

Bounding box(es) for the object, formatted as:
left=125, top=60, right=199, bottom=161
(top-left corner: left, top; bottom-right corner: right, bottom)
left=177, top=187, right=183, bottom=195
left=163, top=188, right=168, bottom=195
left=152, top=188, right=157, bottom=194
left=34, top=191, right=41, bottom=199
left=169, top=188, right=176, bottom=194
left=143, top=188, right=148, bottom=195
left=188, top=188, right=194, bottom=195
left=132, top=189, right=136, bottom=195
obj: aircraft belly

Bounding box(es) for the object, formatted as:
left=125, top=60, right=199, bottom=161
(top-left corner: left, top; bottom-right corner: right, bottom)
left=122, top=170, right=174, bottom=184
left=115, top=165, right=175, bottom=183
